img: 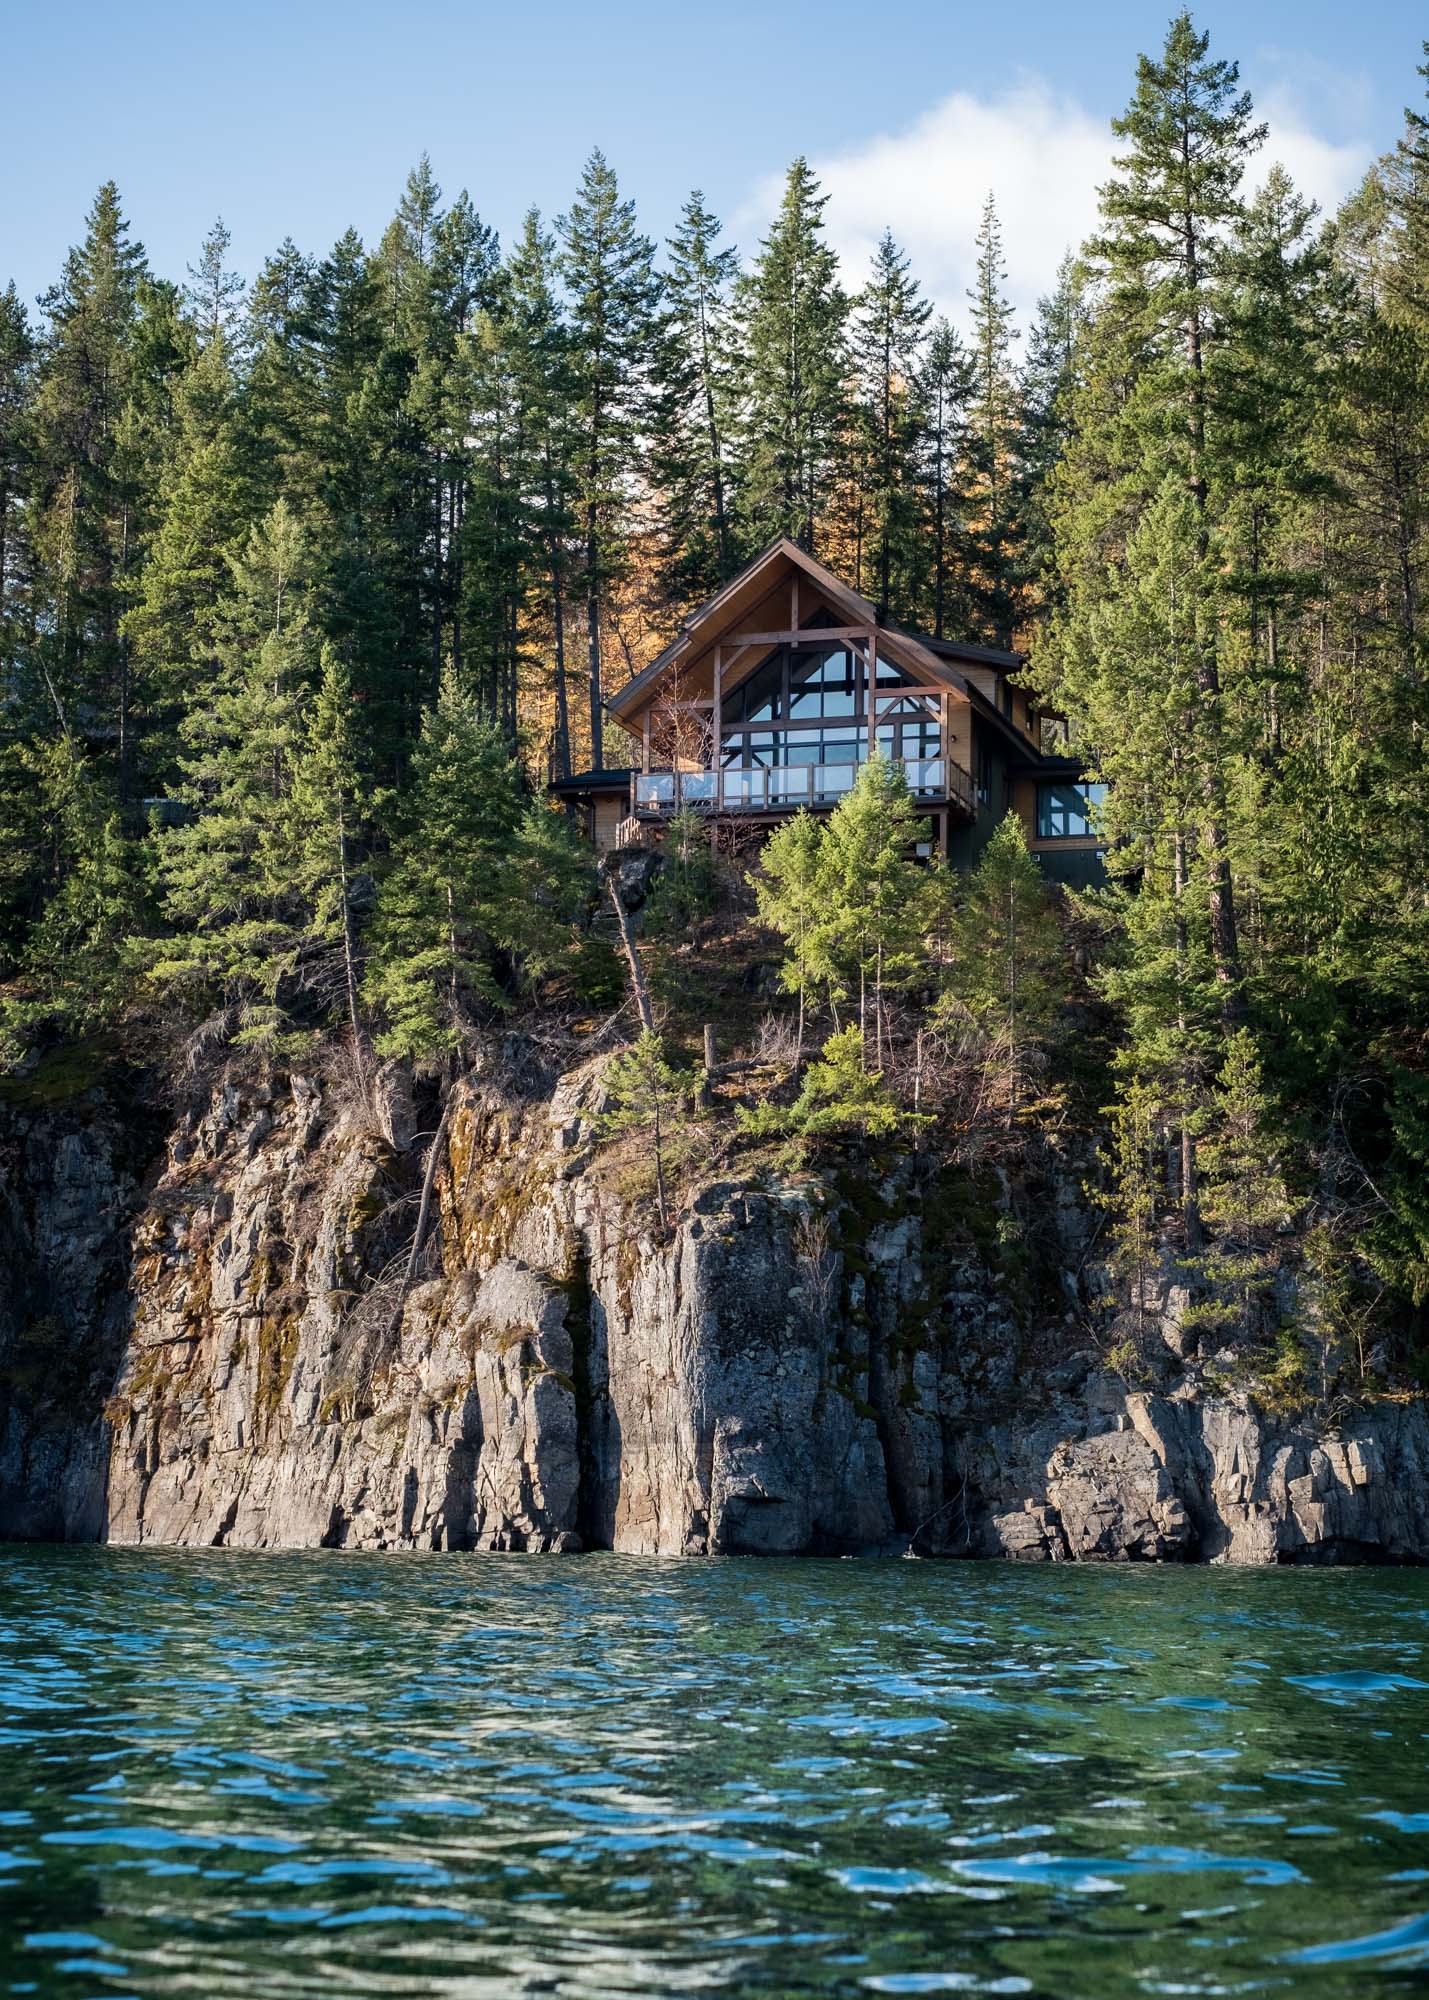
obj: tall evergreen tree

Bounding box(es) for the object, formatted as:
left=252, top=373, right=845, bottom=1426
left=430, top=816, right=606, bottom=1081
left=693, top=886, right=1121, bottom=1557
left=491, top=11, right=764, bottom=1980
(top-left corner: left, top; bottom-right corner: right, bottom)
left=850, top=230, right=930, bottom=617
left=557, top=150, right=659, bottom=769
left=29, top=182, right=149, bottom=772
left=652, top=191, right=740, bottom=603
left=1017, top=253, right=1083, bottom=640
left=504, top=211, right=578, bottom=775
left=143, top=500, right=318, bottom=1046
left=815, top=752, right=940, bottom=1066
left=186, top=217, right=246, bottom=350
left=737, top=158, right=848, bottom=555
left=364, top=669, right=528, bottom=1058
left=918, top=317, right=979, bottom=640
left=967, top=193, right=1020, bottom=643
left=938, top=814, right=1069, bottom=1126
left=0, top=284, right=35, bottom=652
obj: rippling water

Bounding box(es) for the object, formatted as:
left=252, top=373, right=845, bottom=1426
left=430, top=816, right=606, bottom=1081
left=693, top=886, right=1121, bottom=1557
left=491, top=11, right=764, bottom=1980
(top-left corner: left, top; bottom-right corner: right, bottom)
left=1, top=1550, right=1427, bottom=1997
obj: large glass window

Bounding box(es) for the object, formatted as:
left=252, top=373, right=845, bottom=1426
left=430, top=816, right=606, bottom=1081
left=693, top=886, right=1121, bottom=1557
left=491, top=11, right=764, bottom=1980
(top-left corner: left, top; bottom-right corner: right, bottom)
left=721, top=641, right=915, bottom=727
left=788, top=648, right=858, bottom=718
left=722, top=729, right=863, bottom=770
left=1036, top=781, right=1107, bottom=838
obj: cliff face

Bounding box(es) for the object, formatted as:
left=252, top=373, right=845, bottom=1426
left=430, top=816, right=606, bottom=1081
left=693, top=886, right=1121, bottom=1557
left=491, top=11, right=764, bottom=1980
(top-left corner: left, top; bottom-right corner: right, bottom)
left=2, top=1055, right=1427, bottom=1562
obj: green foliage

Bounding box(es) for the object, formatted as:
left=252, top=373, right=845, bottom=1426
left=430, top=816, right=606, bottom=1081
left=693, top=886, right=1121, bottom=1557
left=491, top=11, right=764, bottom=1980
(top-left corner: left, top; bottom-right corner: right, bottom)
left=967, top=194, right=1021, bottom=643
left=644, top=808, right=718, bottom=937
left=917, top=317, right=983, bottom=641
left=140, top=501, right=318, bottom=1048
left=652, top=191, right=740, bottom=600
left=1185, top=1029, right=1292, bottom=1341
left=738, top=1025, right=907, bottom=1146
left=0, top=742, right=145, bottom=1061
left=599, top=1030, right=700, bottom=1227
left=364, top=671, right=527, bottom=1059
left=754, top=809, right=826, bottom=1056
left=815, top=752, right=941, bottom=1050
left=753, top=758, right=943, bottom=1073
left=1096, top=1074, right=1161, bottom=1347
left=737, top=157, right=848, bottom=552
left=851, top=229, right=931, bottom=617
left=937, top=814, right=1069, bottom=1124
left=558, top=149, right=659, bottom=765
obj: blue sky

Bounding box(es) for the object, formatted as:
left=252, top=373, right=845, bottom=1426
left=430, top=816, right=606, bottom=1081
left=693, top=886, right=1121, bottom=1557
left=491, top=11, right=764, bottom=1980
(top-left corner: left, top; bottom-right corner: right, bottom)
left=4, top=1, right=1425, bottom=328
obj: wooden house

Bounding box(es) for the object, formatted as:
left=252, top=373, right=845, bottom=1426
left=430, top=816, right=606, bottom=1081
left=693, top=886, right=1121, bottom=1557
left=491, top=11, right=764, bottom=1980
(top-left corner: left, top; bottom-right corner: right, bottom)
left=553, top=539, right=1105, bottom=885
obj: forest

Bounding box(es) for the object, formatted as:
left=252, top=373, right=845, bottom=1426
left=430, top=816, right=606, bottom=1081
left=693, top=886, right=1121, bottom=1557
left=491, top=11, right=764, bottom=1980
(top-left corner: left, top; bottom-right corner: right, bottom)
left=1, top=13, right=1427, bottom=1381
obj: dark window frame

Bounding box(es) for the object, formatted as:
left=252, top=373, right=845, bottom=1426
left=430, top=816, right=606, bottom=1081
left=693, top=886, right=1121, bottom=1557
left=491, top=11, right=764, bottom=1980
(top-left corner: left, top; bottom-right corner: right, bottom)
left=1036, top=780, right=1107, bottom=839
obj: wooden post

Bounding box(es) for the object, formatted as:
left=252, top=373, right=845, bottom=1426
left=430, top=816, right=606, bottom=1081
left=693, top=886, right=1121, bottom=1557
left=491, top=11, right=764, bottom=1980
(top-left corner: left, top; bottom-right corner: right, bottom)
left=701, top=1023, right=718, bottom=1106
left=712, top=646, right=723, bottom=772
left=867, top=632, right=878, bottom=759
left=642, top=711, right=651, bottom=775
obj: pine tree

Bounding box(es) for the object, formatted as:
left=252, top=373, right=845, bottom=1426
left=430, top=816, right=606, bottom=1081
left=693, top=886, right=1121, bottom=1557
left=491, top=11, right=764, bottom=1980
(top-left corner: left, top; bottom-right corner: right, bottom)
left=289, top=648, right=374, bottom=1093
left=600, top=1030, right=699, bottom=1229
left=1384, top=44, right=1429, bottom=329
left=851, top=230, right=930, bottom=616
left=816, top=752, right=939, bottom=1067
left=1017, top=253, right=1083, bottom=638
left=1086, top=11, right=1265, bottom=1009
left=0, top=284, right=34, bottom=655
left=967, top=194, right=1020, bottom=643
left=29, top=182, right=149, bottom=779
left=1192, top=1028, right=1291, bottom=1339
left=459, top=303, right=528, bottom=741
left=918, top=318, right=979, bottom=640
left=142, top=499, right=318, bottom=1047
left=0, top=743, right=143, bottom=1059
left=1075, top=480, right=1224, bottom=1243
left=502, top=796, right=597, bottom=991
left=738, top=1024, right=903, bottom=1144
left=938, top=814, right=1068, bottom=1126
left=737, top=158, right=848, bottom=554
left=124, top=331, right=253, bottom=775
left=504, top=211, right=578, bottom=776
left=363, top=670, right=527, bottom=1059
left=558, top=151, right=659, bottom=769
left=186, top=217, right=246, bottom=350
left=755, top=808, right=827, bottom=1061
left=1099, top=1074, right=1162, bottom=1351
left=652, top=191, right=740, bottom=603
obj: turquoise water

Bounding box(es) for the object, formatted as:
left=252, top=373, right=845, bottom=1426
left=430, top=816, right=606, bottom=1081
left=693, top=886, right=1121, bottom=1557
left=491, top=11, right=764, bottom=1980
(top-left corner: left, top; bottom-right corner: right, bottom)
left=1, top=1550, right=1427, bottom=1998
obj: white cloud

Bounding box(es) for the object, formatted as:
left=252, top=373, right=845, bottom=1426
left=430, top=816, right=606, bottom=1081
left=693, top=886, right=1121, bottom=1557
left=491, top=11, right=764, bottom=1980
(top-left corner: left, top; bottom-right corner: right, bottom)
left=1255, top=86, right=1377, bottom=221
left=734, top=70, right=1376, bottom=343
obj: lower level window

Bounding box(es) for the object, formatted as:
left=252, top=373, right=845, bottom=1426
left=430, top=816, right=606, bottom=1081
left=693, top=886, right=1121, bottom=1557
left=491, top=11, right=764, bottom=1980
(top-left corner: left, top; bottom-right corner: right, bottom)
left=1037, top=781, right=1107, bottom=839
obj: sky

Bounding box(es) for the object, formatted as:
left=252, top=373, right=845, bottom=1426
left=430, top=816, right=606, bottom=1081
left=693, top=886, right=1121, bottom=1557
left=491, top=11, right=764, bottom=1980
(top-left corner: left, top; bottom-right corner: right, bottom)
left=3, top=0, right=1426, bottom=337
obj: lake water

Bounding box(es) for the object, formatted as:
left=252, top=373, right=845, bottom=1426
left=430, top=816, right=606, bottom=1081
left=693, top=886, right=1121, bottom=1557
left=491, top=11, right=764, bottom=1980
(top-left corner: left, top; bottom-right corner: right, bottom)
left=1, top=1550, right=1426, bottom=1998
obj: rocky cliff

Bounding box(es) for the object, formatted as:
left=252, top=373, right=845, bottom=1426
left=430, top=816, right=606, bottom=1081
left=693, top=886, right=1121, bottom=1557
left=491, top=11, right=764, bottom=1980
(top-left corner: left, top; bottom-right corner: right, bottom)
left=2, top=1051, right=1427, bottom=1562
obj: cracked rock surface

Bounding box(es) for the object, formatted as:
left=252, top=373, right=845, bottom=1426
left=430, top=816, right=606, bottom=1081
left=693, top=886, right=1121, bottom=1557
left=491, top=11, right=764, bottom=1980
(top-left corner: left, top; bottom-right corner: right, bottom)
left=2, top=1059, right=1426, bottom=1561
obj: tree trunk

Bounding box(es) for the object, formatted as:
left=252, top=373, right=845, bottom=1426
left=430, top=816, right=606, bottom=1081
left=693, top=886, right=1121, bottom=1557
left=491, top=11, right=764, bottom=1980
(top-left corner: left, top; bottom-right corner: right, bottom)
left=386, top=1088, right=456, bottom=1342
left=606, top=872, right=654, bottom=1033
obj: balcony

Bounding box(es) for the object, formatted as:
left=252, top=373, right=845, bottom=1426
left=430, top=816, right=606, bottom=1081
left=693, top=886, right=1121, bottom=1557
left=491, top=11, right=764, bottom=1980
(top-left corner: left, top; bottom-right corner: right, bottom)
left=631, top=756, right=974, bottom=819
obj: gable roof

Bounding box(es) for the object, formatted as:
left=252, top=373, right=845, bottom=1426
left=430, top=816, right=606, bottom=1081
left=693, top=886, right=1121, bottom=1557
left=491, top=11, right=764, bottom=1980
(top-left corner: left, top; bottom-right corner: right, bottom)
left=604, top=538, right=1021, bottom=724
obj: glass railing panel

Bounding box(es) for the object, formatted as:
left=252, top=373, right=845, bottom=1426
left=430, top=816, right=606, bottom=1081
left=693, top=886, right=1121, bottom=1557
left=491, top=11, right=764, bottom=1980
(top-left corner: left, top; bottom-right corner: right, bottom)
left=719, top=769, right=766, bottom=811
left=813, top=764, right=857, bottom=803
left=634, top=774, right=674, bottom=808
left=681, top=772, right=715, bottom=803
left=767, top=767, right=813, bottom=805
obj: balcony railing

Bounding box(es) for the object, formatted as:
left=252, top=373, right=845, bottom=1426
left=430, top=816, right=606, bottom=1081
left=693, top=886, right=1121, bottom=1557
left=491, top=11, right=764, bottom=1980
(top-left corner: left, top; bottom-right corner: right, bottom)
left=632, top=757, right=974, bottom=817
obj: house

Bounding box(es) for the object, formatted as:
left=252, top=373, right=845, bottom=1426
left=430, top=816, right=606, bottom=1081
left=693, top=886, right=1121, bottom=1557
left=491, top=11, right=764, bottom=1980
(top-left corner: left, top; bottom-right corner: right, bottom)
left=555, top=538, right=1106, bottom=887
